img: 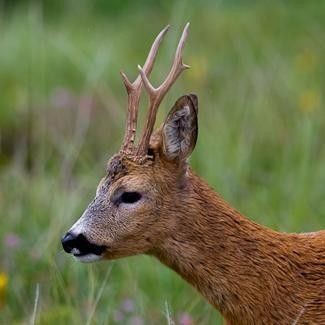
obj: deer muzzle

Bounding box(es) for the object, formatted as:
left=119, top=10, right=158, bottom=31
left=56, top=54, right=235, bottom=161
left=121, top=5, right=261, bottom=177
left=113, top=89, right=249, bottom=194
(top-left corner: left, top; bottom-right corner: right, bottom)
left=61, top=232, right=106, bottom=263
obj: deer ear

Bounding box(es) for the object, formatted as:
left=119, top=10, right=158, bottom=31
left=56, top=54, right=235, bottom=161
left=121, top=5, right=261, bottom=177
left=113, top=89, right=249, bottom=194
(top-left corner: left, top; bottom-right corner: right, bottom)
left=162, top=94, right=198, bottom=161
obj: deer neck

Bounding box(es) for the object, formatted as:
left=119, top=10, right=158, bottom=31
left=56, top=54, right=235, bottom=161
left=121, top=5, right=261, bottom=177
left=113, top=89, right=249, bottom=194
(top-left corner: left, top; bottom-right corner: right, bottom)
left=151, top=168, right=305, bottom=324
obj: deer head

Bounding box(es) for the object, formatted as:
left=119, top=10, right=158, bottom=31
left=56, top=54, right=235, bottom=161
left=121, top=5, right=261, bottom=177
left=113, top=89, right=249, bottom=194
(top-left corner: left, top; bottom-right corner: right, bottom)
left=61, top=23, right=198, bottom=263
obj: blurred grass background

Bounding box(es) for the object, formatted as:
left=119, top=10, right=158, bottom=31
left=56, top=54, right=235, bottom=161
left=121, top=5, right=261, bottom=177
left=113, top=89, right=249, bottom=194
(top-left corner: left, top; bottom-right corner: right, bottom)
left=0, top=0, right=324, bottom=324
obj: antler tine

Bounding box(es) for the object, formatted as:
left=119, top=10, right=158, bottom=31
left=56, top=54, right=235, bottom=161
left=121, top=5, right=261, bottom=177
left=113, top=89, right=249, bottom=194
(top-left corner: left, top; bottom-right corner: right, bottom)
left=120, top=25, right=170, bottom=153
left=137, top=23, right=190, bottom=156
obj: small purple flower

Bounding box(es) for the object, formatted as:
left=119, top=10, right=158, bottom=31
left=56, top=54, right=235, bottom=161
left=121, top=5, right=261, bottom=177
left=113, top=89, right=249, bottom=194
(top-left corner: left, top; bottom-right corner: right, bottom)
left=178, top=312, right=194, bottom=325
left=79, top=94, right=93, bottom=111
left=121, top=298, right=135, bottom=313
left=112, top=310, right=124, bottom=322
left=4, top=233, right=21, bottom=248
left=51, top=87, right=75, bottom=109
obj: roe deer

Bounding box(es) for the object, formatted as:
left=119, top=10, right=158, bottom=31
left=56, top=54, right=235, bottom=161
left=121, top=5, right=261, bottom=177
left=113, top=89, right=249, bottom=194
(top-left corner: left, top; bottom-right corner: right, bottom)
left=61, top=24, right=325, bottom=324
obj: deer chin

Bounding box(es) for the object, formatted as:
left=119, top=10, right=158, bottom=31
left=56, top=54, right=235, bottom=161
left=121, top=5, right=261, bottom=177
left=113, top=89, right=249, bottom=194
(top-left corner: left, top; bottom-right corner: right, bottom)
left=71, top=248, right=104, bottom=263
left=73, top=252, right=104, bottom=263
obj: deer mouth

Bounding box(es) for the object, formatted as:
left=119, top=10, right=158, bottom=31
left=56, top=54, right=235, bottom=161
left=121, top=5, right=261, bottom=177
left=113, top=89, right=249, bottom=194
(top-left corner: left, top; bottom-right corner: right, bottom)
left=61, top=232, right=107, bottom=263
left=72, top=250, right=104, bottom=263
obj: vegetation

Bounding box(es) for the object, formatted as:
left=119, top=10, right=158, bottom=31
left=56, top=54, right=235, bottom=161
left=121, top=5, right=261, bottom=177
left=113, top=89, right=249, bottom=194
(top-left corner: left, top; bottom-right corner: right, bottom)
left=0, top=1, right=324, bottom=324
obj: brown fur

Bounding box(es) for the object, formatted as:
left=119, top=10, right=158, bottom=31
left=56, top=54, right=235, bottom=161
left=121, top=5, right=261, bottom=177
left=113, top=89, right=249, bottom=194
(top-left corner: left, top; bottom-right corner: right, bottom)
left=151, top=169, right=325, bottom=324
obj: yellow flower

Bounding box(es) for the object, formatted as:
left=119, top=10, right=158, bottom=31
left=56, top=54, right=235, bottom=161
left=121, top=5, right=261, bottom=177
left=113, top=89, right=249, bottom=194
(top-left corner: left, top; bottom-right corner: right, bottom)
left=0, top=273, right=8, bottom=290
left=298, top=89, right=321, bottom=113
left=0, top=272, right=8, bottom=306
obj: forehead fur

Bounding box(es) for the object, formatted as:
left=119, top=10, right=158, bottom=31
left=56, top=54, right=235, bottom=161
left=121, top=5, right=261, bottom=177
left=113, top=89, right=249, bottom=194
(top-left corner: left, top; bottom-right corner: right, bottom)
left=105, top=148, right=186, bottom=191
left=106, top=154, right=154, bottom=184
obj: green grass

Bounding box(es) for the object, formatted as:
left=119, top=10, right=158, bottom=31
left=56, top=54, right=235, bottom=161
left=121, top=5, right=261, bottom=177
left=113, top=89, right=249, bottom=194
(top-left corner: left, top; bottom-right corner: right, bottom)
left=0, top=1, right=324, bottom=324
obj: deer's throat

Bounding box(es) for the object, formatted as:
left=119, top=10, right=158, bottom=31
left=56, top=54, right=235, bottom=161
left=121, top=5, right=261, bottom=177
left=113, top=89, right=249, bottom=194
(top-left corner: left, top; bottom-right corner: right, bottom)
left=151, top=170, right=299, bottom=323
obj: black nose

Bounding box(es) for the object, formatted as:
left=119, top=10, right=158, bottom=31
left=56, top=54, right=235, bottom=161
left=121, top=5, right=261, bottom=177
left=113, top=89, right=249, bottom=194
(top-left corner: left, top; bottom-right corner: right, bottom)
left=61, top=232, right=106, bottom=256
left=61, top=232, right=77, bottom=253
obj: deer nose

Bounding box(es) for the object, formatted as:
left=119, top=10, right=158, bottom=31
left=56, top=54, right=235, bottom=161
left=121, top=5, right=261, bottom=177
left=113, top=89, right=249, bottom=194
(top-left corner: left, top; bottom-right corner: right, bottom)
left=61, top=232, right=106, bottom=256
left=61, top=232, right=77, bottom=253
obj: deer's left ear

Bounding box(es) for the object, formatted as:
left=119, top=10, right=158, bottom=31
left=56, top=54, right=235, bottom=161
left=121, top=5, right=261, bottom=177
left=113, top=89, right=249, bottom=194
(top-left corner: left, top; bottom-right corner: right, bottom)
left=162, top=94, right=198, bottom=162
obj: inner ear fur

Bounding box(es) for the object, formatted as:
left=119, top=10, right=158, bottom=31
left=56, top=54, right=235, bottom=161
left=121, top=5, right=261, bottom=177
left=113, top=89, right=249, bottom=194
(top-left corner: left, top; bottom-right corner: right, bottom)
left=162, top=94, right=198, bottom=162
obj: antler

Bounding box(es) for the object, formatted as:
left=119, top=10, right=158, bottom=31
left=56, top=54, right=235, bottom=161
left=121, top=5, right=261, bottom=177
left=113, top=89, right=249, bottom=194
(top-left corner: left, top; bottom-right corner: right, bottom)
left=120, top=25, right=169, bottom=153
left=136, top=23, right=190, bottom=156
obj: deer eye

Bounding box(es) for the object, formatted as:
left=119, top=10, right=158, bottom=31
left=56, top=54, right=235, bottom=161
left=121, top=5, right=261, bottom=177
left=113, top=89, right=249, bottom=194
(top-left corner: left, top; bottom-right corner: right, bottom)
left=120, top=192, right=142, bottom=204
